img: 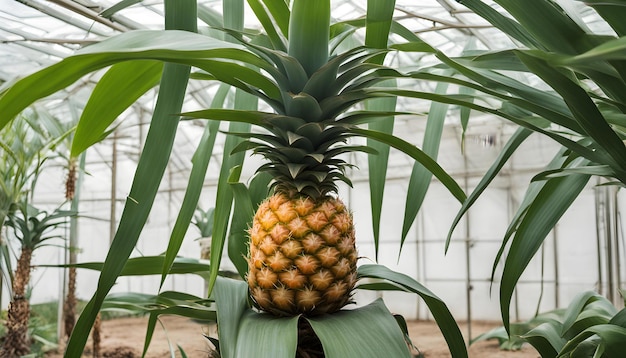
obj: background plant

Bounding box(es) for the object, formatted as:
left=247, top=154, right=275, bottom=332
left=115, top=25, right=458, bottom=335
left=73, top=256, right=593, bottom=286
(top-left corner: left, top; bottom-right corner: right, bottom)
left=1, top=202, right=75, bottom=357
left=379, top=0, right=626, bottom=333
left=0, top=109, right=74, bottom=356
left=472, top=291, right=626, bottom=357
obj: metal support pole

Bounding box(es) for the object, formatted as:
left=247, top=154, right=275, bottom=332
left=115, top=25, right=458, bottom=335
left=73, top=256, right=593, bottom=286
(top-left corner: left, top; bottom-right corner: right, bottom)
left=595, top=182, right=605, bottom=295
left=553, top=226, right=560, bottom=309
left=110, top=131, right=118, bottom=245
left=462, top=151, right=472, bottom=342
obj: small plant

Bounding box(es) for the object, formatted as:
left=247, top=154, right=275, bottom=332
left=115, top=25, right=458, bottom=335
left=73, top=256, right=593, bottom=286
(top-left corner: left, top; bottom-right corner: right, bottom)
left=192, top=206, right=214, bottom=260
left=472, top=291, right=626, bottom=357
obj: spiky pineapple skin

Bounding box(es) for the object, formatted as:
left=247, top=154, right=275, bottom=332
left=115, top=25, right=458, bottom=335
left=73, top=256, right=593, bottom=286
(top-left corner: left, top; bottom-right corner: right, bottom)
left=247, top=192, right=357, bottom=316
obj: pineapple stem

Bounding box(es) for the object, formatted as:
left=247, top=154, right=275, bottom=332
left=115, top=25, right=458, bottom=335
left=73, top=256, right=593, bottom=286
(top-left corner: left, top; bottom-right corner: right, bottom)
left=288, top=0, right=330, bottom=77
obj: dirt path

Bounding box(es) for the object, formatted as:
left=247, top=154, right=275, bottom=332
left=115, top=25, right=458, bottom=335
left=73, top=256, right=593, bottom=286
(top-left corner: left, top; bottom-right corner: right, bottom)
left=46, top=315, right=538, bottom=357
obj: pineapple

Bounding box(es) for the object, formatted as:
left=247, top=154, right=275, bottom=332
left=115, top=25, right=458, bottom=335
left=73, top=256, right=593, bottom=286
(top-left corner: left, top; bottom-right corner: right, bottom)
left=247, top=191, right=358, bottom=316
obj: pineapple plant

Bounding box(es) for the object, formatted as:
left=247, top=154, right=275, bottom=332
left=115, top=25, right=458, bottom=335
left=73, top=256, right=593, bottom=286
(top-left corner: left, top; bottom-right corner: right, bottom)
left=200, top=0, right=374, bottom=317
left=0, top=0, right=470, bottom=356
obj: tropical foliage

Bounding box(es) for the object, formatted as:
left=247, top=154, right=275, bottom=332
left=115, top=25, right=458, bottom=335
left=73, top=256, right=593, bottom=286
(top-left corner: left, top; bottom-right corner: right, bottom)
left=1, top=203, right=75, bottom=357
left=427, top=0, right=626, bottom=332
left=472, top=291, right=626, bottom=357
left=0, top=108, right=75, bottom=356
left=2, top=0, right=625, bottom=357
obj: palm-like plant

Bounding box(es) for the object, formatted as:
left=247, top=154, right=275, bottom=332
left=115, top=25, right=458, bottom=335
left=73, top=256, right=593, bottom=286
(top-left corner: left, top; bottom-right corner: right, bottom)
left=0, top=1, right=472, bottom=357
left=1, top=202, right=75, bottom=357
left=0, top=107, right=75, bottom=354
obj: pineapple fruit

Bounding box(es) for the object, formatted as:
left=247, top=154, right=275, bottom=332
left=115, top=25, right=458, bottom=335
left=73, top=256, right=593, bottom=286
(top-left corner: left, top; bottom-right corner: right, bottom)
left=247, top=191, right=358, bottom=316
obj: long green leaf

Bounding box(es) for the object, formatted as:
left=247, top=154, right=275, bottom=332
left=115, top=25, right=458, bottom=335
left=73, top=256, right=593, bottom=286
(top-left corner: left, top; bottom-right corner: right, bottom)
left=401, top=81, right=449, bottom=246
left=500, top=169, right=590, bottom=333
left=516, top=50, right=626, bottom=180
left=559, top=324, right=626, bottom=357
left=235, top=311, right=299, bottom=358
left=307, top=298, right=411, bottom=358
left=212, top=277, right=252, bottom=358
left=362, top=2, right=395, bottom=258
left=365, top=94, right=395, bottom=260
left=458, top=0, right=544, bottom=49
left=489, top=147, right=570, bottom=291
left=288, top=0, right=329, bottom=76
left=522, top=322, right=565, bottom=357
left=0, top=30, right=259, bottom=131
left=357, top=264, right=468, bottom=357
left=159, top=85, right=228, bottom=288
left=49, top=255, right=210, bottom=277
left=227, top=171, right=271, bottom=279
left=64, top=1, right=197, bottom=356
left=260, top=0, right=290, bottom=38
left=560, top=291, right=613, bottom=337
left=247, top=0, right=287, bottom=52
left=100, top=0, right=143, bottom=19
left=227, top=166, right=255, bottom=278
left=207, top=0, right=256, bottom=298
left=71, top=60, right=161, bottom=156
left=491, top=0, right=591, bottom=54
left=581, top=0, right=626, bottom=36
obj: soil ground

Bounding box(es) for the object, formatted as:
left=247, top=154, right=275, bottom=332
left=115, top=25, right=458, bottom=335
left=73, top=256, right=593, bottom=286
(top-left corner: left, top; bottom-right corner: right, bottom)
left=45, top=315, right=539, bottom=357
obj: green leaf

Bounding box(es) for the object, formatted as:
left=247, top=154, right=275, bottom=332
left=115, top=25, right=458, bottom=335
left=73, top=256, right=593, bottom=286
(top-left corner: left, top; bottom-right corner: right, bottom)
left=365, top=0, right=396, bottom=62
left=559, top=325, right=626, bottom=357
left=458, top=0, right=544, bottom=49
left=288, top=0, right=329, bottom=76
left=100, top=0, right=143, bottom=19
left=101, top=291, right=216, bottom=356
left=64, top=1, right=197, bottom=356
left=49, top=255, right=210, bottom=277
left=227, top=166, right=256, bottom=279
left=401, top=80, right=449, bottom=248
left=580, top=0, right=626, bottom=36
left=159, top=85, right=227, bottom=288
left=365, top=93, right=395, bottom=260
left=247, top=0, right=287, bottom=52
left=490, top=0, right=591, bottom=55
left=522, top=322, right=565, bottom=357
left=516, top=50, right=626, bottom=180
left=357, top=264, right=468, bottom=358
left=212, top=277, right=251, bottom=358
left=307, top=299, right=411, bottom=358
left=560, top=292, right=603, bottom=334
left=500, top=168, right=591, bottom=333
left=207, top=2, right=257, bottom=298
left=0, top=30, right=256, bottom=131
left=235, top=311, right=299, bottom=358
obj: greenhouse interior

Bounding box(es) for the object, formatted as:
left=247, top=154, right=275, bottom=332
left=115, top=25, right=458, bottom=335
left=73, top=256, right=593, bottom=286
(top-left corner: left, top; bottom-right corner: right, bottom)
left=1, top=0, right=626, bottom=357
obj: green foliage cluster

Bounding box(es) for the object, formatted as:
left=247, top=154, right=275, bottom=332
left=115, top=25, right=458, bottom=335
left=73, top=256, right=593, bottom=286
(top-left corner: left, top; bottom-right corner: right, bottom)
left=473, top=291, right=626, bottom=357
